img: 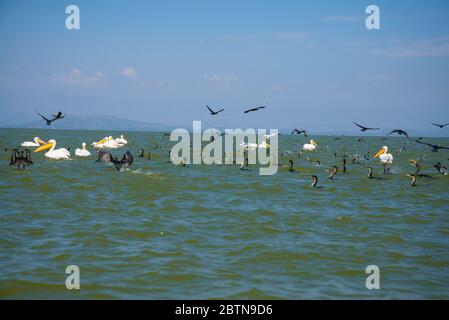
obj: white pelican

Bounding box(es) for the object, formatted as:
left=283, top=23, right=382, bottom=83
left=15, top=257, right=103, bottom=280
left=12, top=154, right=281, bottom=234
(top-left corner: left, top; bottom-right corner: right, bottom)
left=91, top=137, right=108, bottom=148
left=103, top=136, right=121, bottom=148
left=240, top=141, right=270, bottom=150
left=302, top=139, right=319, bottom=151
left=21, top=137, right=46, bottom=147
left=115, top=134, right=128, bottom=145
left=374, top=146, right=393, bottom=164
left=75, top=142, right=91, bottom=157
left=34, top=139, right=70, bottom=159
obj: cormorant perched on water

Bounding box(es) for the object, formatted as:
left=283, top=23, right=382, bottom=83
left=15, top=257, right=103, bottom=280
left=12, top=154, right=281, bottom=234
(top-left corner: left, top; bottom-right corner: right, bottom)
left=310, top=175, right=323, bottom=188
left=288, top=160, right=295, bottom=172
left=406, top=174, right=417, bottom=187
left=327, top=166, right=338, bottom=179
left=433, top=162, right=447, bottom=174
left=138, top=148, right=145, bottom=158
left=367, top=167, right=385, bottom=180
left=111, top=151, right=134, bottom=171
left=342, top=158, right=347, bottom=173
left=9, top=148, right=33, bottom=170
left=96, top=149, right=113, bottom=163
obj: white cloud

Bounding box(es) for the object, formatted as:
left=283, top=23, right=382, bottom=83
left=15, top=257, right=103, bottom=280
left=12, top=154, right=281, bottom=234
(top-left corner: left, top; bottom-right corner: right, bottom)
left=52, top=69, right=105, bottom=86
left=373, top=36, right=449, bottom=58
left=322, top=16, right=363, bottom=22
left=122, top=67, right=137, bottom=79
left=268, top=83, right=284, bottom=92
left=219, top=32, right=306, bottom=42
left=272, top=32, right=305, bottom=40
left=203, top=73, right=239, bottom=83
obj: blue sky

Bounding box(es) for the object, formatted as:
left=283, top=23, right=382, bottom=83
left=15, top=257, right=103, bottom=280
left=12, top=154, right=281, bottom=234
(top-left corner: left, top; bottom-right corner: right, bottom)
left=1, top=0, right=449, bottom=134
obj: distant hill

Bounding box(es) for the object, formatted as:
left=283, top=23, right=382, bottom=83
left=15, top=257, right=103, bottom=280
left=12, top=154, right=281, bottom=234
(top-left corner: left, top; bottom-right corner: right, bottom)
left=9, top=114, right=174, bottom=132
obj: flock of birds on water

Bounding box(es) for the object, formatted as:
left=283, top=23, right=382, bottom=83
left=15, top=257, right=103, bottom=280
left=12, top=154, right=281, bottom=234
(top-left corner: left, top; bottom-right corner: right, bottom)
left=6, top=107, right=449, bottom=188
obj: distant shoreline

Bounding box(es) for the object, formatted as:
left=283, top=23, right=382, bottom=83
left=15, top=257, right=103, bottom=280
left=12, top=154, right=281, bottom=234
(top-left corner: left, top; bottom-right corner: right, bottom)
left=1, top=126, right=448, bottom=138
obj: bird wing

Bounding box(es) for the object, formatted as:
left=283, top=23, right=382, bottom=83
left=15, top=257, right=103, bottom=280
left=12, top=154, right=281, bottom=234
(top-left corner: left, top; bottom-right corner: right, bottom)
left=415, top=139, right=435, bottom=148
left=25, top=149, right=33, bottom=164
left=291, top=129, right=298, bottom=135
left=36, top=110, right=51, bottom=122
left=9, top=149, right=18, bottom=165
left=353, top=121, right=366, bottom=129
left=217, top=108, right=224, bottom=113
left=206, top=105, right=215, bottom=114
left=387, top=130, right=400, bottom=136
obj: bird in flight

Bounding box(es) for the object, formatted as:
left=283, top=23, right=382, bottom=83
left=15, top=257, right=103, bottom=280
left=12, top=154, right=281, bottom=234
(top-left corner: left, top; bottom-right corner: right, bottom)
left=291, top=129, right=308, bottom=136
left=415, top=139, right=449, bottom=152
left=431, top=122, right=449, bottom=128
left=244, top=106, right=265, bottom=113
left=206, top=105, right=224, bottom=115
left=36, top=110, right=65, bottom=125
left=387, top=129, right=410, bottom=138
left=353, top=121, right=380, bottom=132
left=52, top=111, right=65, bottom=120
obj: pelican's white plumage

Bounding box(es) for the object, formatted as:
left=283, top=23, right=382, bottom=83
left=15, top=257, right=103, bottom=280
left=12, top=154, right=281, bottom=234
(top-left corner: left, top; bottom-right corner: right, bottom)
left=302, top=139, right=319, bottom=151
left=239, top=140, right=270, bottom=150
left=115, top=134, right=128, bottom=145
left=75, top=142, right=91, bottom=157
left=21, top=137, right=46, bottom=147
left=374, top=146, right=393, bottom=164
left=34, top=139, right=70, bottom=159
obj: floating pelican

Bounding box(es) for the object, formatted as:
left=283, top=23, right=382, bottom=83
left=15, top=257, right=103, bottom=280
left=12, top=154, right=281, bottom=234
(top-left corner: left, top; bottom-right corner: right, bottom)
left=103, top=136, right=122, bottom=149
left=115, top=134, right=128, bottom=145
left=373, top=146, right=393, bottom=164
left=21, top=137, right=46, bottom=147
left=34, top=139, right=70, bottom=159
left=91, top=137, right=108, bottom=148
left=240, top=140, right=270, bottom=150
left=75, top=142, right=91, bottom=157
left=302, top=139, right=319, bottom=151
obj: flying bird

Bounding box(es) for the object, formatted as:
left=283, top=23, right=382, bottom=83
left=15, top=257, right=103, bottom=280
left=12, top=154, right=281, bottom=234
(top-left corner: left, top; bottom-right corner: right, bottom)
left=36, top=110, right=54, bottom=125
left=243, top=106, right=265, bottom=113
left=387, top=129, right=410, bottom=138
left=431, top=123, right=449, bottom=128
left=291, top=129, right=308, bottom=136
left=415, top=139, right=449, bottom=152
left=206, top=105, right=224, bottom=115
left=353, top=122, right=380, bottom=132
left=52, top=111, right=65, bottom=119
left=36, top=110, right=65, bottom=125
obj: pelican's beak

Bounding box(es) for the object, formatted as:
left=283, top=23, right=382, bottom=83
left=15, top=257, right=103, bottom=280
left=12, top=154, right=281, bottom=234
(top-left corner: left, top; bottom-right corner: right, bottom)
left=312, top=140, right=319, bottom=146
left=94, top=138, right=107, bottom=145
left=36, top=138, right=47, bottom=145
left=374, top=148, right=385, bottom=158
left=34, top=142, right=53, bottom=153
